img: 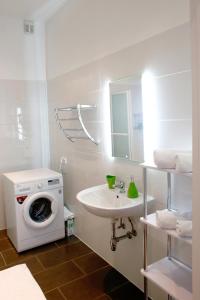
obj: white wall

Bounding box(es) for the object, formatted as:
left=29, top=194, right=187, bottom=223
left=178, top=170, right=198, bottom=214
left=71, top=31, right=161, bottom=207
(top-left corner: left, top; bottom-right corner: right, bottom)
left=0, top=17, right=49, bottom=229
left=0, top=16, right=44, bottom=81
left=46, top=15, right=192, bottom=298
left=46, top=0, right=189, bottom=78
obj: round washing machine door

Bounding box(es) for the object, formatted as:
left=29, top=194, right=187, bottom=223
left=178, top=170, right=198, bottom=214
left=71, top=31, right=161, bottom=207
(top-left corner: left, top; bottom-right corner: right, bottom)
left=23, top=192, right=59, bottom=228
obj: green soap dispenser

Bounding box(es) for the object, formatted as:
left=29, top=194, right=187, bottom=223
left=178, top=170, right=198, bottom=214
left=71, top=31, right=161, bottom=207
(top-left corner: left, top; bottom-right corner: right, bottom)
left=127, top=176, right=139, bottom=198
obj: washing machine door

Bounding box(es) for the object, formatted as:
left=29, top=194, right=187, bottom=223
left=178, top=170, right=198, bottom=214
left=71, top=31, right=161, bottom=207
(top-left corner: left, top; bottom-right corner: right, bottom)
left=23, top=192, right=59, bottom=228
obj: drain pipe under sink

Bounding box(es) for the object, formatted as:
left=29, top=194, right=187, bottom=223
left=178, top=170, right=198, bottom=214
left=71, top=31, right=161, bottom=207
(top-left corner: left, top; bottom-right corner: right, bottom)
left=110, top=217, right=137, bottom=251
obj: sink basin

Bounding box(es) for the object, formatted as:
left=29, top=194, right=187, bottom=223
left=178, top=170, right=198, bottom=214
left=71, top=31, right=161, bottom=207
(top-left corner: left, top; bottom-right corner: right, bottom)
left=77, top=184, right=154, bottom=218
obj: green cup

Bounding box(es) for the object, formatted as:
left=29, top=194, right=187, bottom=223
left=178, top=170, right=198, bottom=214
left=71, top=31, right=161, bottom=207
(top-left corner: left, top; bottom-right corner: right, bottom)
left=106, top=175, right=116, bottom=189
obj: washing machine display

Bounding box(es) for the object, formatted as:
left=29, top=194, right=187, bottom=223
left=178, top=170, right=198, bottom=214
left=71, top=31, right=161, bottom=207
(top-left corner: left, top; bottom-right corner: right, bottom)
left=3, top=168, right=65, bottom=252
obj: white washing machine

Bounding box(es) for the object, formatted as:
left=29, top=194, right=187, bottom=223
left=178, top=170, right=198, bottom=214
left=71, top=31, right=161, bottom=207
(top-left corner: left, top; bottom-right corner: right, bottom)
left=3, top=168, right=65, bottom=252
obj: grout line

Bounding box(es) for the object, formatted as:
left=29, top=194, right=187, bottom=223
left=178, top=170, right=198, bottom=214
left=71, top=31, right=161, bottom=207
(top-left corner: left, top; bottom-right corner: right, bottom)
left=1, top=240, right=92, bottom=268
left=70, top=250, right=93, bottom=261
left=29, top=244, right=61, bottom=256
left=54, top=242, right=60, bottom=248
left=88, top=264, right=111, bottom=276
left=1, top=242, right=62, bottom=262
left=3, top=255, right=47, bottom=272
left=34, top=240, right=83, bottom=259
left=51, top=266, right=111, bottom=296
left=35, top=256, right=45, bottom=271
left=32, top=252, right=93, bottom=276
left=18, top=245, right=65, bottom=260
left=94, top=294, right=112, bottom=300
left=72, top=254, right=109, bottom=275
left=55, top=239, right=80, bottom=248
left=45, top=287, right=62, bottom=294
left=59, top=265, right=110, bottom=289
left=71, top=259, right=87, bottom=275
left=0, top=252, right=6, bottom=267
left=45, top=273, right=86, bottom=294
left=45, top=287, right=67, bottom=300
left=1, top=251, right=35, bottom=267
left=44, top=265, right=110, bottom=294
left=58, top=287, right=68, bottom=300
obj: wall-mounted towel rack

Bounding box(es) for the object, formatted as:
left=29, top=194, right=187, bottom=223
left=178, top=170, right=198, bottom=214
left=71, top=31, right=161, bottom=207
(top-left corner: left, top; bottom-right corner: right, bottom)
left=55, top=104, right=98, bottom=145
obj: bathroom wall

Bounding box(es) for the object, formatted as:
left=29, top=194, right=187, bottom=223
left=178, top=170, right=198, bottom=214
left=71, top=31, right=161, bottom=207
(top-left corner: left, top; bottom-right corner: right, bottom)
left=46, top=0, right=192, bottom=295
left=46, top=0, right=189, bottom=78
left=0, top=17, right=49, bottom=229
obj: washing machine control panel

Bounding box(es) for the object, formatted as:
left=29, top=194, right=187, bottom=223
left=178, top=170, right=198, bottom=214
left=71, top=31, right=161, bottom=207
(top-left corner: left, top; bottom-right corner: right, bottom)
left=48, top=179, right=60, bottom=186
left=15, top=184, right=32, bottom=194
left=37, top=183, right=43, bottom=189
left=15, top=176, right=62, bottom=195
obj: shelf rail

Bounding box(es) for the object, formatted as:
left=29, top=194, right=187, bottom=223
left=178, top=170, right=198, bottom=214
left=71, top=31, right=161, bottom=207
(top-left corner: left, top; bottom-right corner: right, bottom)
left=55, top=104, right=98, bottom=145
left=141, top=163, right=192, bottom=300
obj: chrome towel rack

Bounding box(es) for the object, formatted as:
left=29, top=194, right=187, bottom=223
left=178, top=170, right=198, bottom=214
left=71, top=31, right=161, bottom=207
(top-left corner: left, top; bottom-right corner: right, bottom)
left=55, top=104, right=98, bottom=145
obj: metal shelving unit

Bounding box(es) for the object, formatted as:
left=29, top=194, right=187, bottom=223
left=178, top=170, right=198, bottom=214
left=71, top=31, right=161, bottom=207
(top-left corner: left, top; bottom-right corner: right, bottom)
left=140, top=163, right=192, bottom=300
left=55, top=104, right=98, bottom=145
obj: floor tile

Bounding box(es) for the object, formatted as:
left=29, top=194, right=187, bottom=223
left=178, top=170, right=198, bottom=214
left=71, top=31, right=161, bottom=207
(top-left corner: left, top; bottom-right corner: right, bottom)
left=34, top=261, right=84, bottom=292
left=0, top=231, right=143, bottom=300
left=60, top=266, right=127, bottom=300
left=0, top=256, right=44, bottom=274
left=0, top=230, right=7, bottom=240
left=74, top=252, right=108, bottom=274
left=38, top=241, right=91, bottom=268
left=55, top=235, right=79, bottom=247
left=23, top=242, right=57, bottom=256
left=19, top=257, right=44, bottom=274
left=98, top=267, right=128, bottom=293
left=45, top=289, right=65, bottom=300
left=108, top=282, right=145, bottom=300
left=1, top=242, right=57, bottom=265
left=2, top=248, right=32, bottom=265
left=0, top=238, right=13, bottom=251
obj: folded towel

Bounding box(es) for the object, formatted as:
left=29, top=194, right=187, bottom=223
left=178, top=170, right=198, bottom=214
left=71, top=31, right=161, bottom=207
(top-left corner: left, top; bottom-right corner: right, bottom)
left=176, top=220, right=192, bottom=237
left=156, top=209, right=177, bottom=229
left=175, top=153, right=192, bottom=173
left=153, top=149, right=177, bottom=169
left=180, top=211, right=192, bottom=220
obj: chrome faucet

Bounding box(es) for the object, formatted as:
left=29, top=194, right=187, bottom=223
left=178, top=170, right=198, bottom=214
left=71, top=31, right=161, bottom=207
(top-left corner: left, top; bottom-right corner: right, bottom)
left=115, top=181, right=125, bottom=193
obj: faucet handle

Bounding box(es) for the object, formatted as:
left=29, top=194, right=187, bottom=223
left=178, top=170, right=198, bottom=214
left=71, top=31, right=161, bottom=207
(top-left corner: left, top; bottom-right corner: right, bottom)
left=119, top=181, right=125, bottom=188
left=117, top=181, right=125, bottom=193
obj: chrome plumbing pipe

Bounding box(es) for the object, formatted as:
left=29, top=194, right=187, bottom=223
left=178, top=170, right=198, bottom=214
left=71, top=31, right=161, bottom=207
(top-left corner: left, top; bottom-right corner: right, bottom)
left=110, top=217, right=137, bottom=251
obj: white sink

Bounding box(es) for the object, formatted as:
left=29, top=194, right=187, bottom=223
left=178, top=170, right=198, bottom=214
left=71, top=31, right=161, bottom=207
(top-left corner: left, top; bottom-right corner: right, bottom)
left=77, top=184, right=154, bottom=218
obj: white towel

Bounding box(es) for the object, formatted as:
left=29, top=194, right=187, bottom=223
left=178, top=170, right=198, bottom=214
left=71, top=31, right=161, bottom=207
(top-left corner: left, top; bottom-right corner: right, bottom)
left=175, top=153, right=192, bottom=173
left=156, top=209, right=177, bottom=229
left=0, top=264, right=46, bottom=300
left=153, top=149, right=177, bottom=169
left=180, top=211, right=192, bottom=220
left=176, top=220, right=192, bottom=237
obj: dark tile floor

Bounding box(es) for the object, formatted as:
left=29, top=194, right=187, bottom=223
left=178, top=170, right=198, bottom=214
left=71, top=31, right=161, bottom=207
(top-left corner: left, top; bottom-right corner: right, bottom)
left=0, top=230, right=145, bottom=300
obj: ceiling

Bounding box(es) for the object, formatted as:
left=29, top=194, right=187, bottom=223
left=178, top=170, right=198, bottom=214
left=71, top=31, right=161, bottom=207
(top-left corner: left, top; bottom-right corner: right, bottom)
left=0, top=0, right=50, bottom=18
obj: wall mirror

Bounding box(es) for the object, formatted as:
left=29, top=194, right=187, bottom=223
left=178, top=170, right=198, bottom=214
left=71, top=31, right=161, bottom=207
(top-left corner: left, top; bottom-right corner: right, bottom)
left=109, top=75, right=144, bottom=162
